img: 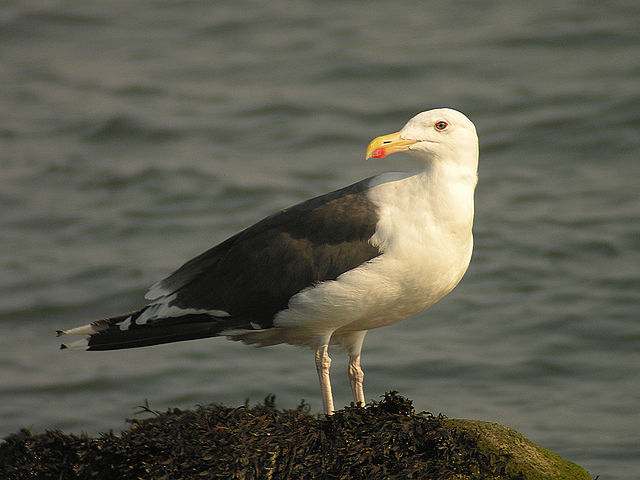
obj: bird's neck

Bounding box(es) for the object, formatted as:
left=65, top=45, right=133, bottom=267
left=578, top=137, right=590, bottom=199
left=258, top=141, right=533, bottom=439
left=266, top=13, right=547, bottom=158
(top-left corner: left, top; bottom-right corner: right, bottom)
left=420, top=155, right=478, bottom=191
left=415, top=160, right=477, bottom=233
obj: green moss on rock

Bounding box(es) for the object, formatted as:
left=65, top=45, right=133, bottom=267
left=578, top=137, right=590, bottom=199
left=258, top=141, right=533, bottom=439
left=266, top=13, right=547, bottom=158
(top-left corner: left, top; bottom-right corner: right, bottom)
left=446, top=419, right=591, bottom=480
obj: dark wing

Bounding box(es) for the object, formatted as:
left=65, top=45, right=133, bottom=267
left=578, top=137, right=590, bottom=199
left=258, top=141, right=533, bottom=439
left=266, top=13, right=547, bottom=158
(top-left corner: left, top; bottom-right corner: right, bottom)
left=153, top=177, right=382, bottom=328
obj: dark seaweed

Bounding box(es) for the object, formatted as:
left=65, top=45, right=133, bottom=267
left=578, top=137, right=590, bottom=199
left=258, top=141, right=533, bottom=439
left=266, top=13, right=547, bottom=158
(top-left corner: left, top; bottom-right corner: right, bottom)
left=0, top=392, right=574, bottom=480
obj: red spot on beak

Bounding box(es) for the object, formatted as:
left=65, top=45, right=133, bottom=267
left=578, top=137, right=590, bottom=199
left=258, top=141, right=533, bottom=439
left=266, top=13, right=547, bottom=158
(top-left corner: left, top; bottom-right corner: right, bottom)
left=372, top=148, right=387, bottom=158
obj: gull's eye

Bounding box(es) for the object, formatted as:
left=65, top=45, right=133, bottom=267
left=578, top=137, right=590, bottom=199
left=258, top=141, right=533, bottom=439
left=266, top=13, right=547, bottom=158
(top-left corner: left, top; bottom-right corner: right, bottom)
left=435, top=121, right=448, bottom=131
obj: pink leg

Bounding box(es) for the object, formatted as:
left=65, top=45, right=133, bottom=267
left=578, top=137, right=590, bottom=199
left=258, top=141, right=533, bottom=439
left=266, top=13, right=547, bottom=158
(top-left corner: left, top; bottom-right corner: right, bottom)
left=315, top=344, right=334, bottom=415
left=348, top=354, right=365, bottom=407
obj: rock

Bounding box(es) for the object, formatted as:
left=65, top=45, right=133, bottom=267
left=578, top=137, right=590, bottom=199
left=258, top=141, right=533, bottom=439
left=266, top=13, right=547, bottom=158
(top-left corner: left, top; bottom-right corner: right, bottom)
left=446, top=419, right=592, bottom=480
left=0, top=392, right=592, bottom=480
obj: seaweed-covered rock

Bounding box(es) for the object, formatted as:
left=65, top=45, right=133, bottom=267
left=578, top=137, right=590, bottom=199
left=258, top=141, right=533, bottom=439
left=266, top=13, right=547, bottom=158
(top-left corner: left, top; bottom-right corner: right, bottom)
left=0, top=392, right=592, bottom=480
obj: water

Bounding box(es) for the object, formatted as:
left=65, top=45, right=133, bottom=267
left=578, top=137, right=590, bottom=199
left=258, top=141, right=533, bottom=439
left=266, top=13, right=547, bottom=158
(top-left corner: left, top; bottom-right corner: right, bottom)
left=1, top=1, right=639, bottom=478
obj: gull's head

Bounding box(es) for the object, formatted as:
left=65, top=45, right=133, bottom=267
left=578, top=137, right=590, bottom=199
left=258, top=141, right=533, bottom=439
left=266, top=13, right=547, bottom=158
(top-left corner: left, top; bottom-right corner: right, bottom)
left=365, top=108, right=478, bottom=170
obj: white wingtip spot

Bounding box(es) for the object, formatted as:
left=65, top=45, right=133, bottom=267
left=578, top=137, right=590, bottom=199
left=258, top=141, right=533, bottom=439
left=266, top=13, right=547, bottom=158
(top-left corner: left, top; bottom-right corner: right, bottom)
left=119, top=317, right=132, bottom=331
left=60, top=337, right=90, bottom=350
left=58, top=324, right=99, bottom=336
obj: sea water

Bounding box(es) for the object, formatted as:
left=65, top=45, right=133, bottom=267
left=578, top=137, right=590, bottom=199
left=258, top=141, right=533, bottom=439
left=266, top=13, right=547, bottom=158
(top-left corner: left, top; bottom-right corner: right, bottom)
left=1, top=2, right=639, bottom=478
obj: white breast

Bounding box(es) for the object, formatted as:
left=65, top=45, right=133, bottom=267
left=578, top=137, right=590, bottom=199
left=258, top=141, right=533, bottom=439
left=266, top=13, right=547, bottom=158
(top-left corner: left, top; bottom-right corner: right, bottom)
left=274, top=169, right=475, bottom=344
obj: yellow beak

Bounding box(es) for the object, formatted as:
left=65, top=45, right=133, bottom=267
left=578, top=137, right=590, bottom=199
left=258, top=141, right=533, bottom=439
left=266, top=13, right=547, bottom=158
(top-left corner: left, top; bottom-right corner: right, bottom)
left=365, top=131, right=417, bottom=159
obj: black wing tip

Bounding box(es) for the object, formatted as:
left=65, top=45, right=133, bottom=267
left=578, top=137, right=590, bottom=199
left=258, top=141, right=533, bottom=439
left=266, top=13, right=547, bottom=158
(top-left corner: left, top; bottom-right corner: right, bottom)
left=60, top=344, right=68, bottom=350
left=56, top=330, right=64, bottom=337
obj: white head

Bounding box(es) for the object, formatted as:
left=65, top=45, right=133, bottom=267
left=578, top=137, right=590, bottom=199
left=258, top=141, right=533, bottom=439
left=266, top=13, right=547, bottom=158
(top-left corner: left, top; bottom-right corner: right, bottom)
left=366, top=108, right=478, bottom=171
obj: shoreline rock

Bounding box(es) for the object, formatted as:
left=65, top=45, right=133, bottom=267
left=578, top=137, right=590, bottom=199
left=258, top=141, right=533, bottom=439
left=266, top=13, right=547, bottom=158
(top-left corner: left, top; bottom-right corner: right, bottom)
left=0, top=392, right=592, bottom=480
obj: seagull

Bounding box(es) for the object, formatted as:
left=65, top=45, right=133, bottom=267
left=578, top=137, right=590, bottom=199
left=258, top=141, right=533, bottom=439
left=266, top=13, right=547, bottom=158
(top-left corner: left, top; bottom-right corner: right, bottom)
left=57, top=108, right=479, bottom=415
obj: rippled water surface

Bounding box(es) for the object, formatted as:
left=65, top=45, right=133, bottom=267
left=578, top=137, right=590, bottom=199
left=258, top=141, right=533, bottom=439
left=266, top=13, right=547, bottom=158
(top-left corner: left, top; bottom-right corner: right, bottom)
left=1, top=1, right=639, bottom=478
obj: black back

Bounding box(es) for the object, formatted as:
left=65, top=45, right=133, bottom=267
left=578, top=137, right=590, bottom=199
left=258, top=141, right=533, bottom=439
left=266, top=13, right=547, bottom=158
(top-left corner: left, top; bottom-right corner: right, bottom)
left=161, top=177, right=382, bottom=328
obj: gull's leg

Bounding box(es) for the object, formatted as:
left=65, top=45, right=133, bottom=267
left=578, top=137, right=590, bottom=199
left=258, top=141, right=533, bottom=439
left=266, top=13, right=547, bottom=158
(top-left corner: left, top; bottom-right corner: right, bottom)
left=315, top=343, right=334, bottom=415
left=348, top=353, right=365, bottom=407
left=343, top=330, right=367, bottom=407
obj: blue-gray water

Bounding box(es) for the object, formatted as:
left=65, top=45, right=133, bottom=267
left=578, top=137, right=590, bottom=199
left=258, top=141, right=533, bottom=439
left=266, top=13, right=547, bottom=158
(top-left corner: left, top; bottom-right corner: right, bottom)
left=1, top=1, right=639, bottom=478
